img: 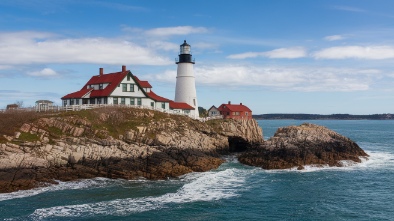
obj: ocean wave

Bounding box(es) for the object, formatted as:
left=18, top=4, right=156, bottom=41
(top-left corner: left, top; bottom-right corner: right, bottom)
left=29, top=168, right=249, bottom=219
left=0, top=177, right=123, bottom=202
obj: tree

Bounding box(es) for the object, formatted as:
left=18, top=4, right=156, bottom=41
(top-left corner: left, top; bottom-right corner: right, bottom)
left=198, top=106, right=208, bottom=118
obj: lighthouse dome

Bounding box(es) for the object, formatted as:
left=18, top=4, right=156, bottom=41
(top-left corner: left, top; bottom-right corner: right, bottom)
left=180, top=40, right=191, bottom=54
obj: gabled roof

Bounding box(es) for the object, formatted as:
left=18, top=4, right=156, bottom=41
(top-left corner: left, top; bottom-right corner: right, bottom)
left=170, top=101, right=194, bottom=110
left=62, top=88, right=93, bottom=99
left=133, top=76, right=152, bottom=88
left=218, top=103, right=252, bottom=112
left=146, top=91, right=171, bottom=102
left=61, top=70, right=129, bottom=99
left=208, top=105, right=218, bottom=111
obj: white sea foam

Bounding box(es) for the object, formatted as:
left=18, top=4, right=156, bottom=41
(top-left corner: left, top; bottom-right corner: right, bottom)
left=266, top=150, right=394, bottom=173
left=0, top=177, right=119, bottom=202
left=30, top=168, right=249, bottom=219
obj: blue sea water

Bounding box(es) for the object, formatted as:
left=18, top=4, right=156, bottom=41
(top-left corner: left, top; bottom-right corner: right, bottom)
left=1, top=120, right=394, bottom=221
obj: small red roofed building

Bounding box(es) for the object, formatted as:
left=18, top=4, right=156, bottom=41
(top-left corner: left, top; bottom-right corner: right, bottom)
left=217, top=101, right=252, bottom=120
left=6, top=104, right=18, bottom=110
left=61, top=65, right=195, bottom=116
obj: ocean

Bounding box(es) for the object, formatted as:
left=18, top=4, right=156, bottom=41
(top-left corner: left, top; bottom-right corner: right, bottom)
left=1, top=120, right=393, bottom=221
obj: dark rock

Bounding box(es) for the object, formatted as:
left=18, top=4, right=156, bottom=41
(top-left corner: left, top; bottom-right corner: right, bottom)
left=239, top=123, right=368, bottom=169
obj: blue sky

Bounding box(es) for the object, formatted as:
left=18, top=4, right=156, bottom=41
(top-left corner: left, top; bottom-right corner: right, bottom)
left=1, top=0, right=394, bottom=114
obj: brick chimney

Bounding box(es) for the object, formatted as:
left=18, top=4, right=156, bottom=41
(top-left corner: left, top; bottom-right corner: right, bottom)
left=99, top=68, right=103, bottom=76
left=228, top=101, right=231, bottom=104
left=122, top=65, right=126, bottom=72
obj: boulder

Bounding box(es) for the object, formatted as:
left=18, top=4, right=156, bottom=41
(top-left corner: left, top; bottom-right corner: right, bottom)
left=239, top=123, right=368, bottom=169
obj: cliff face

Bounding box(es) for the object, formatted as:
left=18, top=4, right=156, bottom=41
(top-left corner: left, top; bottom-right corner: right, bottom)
left=239, top=123, right=368, bottom=170
left=0, top=107, right=263, bottom=193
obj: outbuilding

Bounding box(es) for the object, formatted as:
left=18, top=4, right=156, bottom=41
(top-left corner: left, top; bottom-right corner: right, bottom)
left=217, top=101, right=252, bottom=120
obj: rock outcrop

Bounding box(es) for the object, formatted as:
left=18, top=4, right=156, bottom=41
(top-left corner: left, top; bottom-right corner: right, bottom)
left=239, top=123, right=368, bottom=170
left=0, top=107, right=263, bottom=193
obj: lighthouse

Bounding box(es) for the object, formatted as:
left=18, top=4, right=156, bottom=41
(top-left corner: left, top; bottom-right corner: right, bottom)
left=175, top=40, right=199, bottom=118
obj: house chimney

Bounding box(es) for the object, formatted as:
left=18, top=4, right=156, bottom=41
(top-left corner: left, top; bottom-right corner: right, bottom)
left=122, top=65, right=126, bottom=72
left=228, top=101, right=231, bottom=104
left=240, top=103, right=243, bottom=105
left=99, top=68, right=103, bottom=76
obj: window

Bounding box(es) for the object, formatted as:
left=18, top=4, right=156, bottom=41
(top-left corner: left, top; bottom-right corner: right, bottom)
left=63, top=100, right=67, bottom=107
left=127, top=74, right=131, bottom=81
left=99, top=84, right=103, bottom=90
left=118, top=84, right=120, bottom=87
left=184, top=110, right=190, bottom=114
left=121, top=97, right=125, bottom=104
left=151, top=102, right=154, bottom=107
left=70, top=99, right=74, bottom=105
left=113, top=97, right=118, bottom=105
left=83, top=99, right=88, bottom=104
left=75, top=99, right=79, bottom=105
left=97, top=98, right=101, bottom=104
left=130, top=98, right=135, bottom=105
left=193, top=99, right=196, bottom=106
left=122, top=84, right=127, bottom=92
left=137, top=98, right=142, bottom=105
left=245, top=112, right=248, bottom=116
left=103, top=97, right=107, bottom=104
left=161, top=102, right=165, bottom=109
left=227, top=112, right=230, bottom=115
left=90, top=98, right=95, bottom=104
left=130, top=84, right=134, bottom=92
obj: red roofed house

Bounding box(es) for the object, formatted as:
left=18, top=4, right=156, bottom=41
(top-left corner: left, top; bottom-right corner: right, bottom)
left=61, top=65, right=194, bottom=116
left=217, top=101, right=252, bottom=120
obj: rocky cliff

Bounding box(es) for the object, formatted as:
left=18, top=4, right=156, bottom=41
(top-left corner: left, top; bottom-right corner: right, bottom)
left=238, top=123, right=368, bottom=169
left=0, top=107, right=263, bottom=193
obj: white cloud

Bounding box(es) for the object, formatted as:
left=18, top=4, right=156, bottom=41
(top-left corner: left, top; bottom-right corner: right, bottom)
left=147, top=41, right=178, bottom=51
left=148, top=65, right=381, bottom=92
left=324, top=35, right=345, bottom=41
left=145, top=26, right=209, bottom=37
left=27, top=68, right=58, bottom=77
left=227, top=47, right=306, bottom=59
left=0, top=31, right=172, bottom=66
left=313, top=46, right=394, bottom=59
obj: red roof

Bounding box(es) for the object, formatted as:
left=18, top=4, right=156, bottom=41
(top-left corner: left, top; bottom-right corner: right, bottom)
left=170, top=101, right=195, bottom=110
left=217, top=103, right=251, bottom=112
left=146, top=91, right=171, bottom=102
left=62, top=88, right=93, bottom=99
left=62, top=70, right=128, bottom=99
left=133, top=76, right=152, bottom=88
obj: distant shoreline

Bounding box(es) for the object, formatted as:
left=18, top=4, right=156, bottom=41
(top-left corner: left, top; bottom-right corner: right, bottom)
left=253, top=113, right=393, bottom=120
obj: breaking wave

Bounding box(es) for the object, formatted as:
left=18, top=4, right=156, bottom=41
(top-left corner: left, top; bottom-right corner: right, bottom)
left=30, top=168, right=250, bottom=219
left=0, top=177, right=123, bottom=202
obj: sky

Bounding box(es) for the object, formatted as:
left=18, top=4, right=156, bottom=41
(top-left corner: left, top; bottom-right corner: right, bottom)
left=1, top=0, right=394, bottom=114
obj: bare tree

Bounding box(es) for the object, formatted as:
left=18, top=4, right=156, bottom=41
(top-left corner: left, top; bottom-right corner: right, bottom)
left=15, top=100, right=24, bottom=108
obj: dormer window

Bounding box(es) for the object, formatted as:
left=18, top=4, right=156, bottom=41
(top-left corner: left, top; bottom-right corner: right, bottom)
left=99, top=84, right=103, bottom=90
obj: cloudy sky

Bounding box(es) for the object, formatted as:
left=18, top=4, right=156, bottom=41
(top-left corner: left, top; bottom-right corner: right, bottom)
left=1, top=0, right=394, bottom=114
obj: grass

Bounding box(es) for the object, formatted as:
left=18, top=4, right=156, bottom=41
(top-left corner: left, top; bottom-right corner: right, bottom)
left=0, top=106, right=225, bottom=143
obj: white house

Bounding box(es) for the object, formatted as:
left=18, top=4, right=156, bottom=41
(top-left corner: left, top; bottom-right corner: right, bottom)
left=208, top=105, right=221, bottom=117
left=61, top=65, right=194, bottom=116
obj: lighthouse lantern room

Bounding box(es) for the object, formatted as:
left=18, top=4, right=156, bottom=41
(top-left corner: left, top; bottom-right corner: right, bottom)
left=175, top=40, right=198, bottom=118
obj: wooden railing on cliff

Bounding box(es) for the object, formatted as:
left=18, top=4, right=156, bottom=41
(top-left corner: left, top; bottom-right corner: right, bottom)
left=1, top=104, right=223, bottom=121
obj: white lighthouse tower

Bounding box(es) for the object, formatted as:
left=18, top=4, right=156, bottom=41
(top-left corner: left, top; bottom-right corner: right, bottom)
left=175, top=40, right=199, bottom=118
